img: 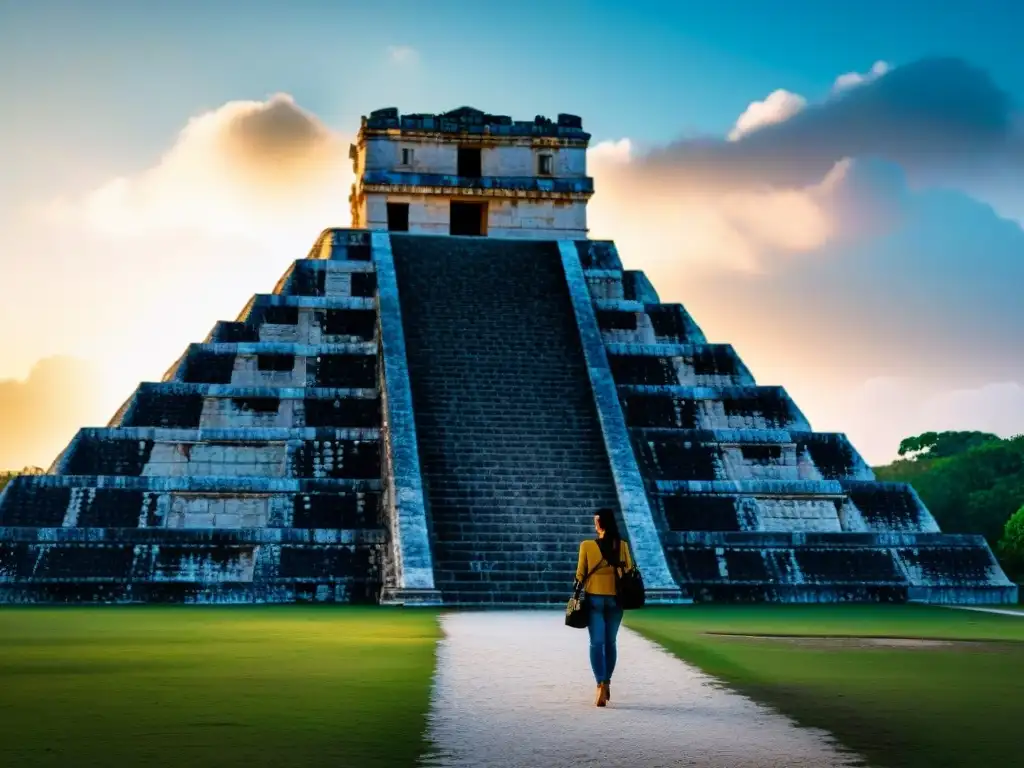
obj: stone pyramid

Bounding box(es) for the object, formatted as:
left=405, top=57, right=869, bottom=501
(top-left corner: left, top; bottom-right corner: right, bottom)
left=0, top=228, right=1015, bottom=605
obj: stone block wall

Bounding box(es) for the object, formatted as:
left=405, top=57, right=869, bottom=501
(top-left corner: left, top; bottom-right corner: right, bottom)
left=361, top=193, right=587, bottom=239
left=360, top=135, right=588, bottom=179
left=0, top=228, right=395, bottom=604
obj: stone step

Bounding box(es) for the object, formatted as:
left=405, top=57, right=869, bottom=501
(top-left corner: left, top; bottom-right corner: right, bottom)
left=432, top=527, right=591, bottom=540
left=413, top=417, right=602, bottom=429
left=423, top=474, right=614, bottom=486
left=432, top=524, right=589, bottom=536
left=428, top=509, right=597, bottom=523
left=436, top=585, right=574, bottom=598
left=427, top=502, right=615, bottom=514
left=435, top=579, right=573, bottom=592
left=435, top=569, right=573, bottom=582
left=416, top=430, right=604, bottom=440
left=435, top=567, right=577, bottom=581
left=435, top=558, right=582, bottom=569
left=417, top=438, right=607, bottom=449
left=432, top=528, right=593, bottom=539
left=417, top=444, right=604, bottom=454
left=425, top=493, right=614, bottom=504
left=439, top=591, right=567, bottom=605
left=419, top=453, right=606, bottom=462
left=425, top=490, right=615, bottom=502
left=434, top=558, right=580, bottom=571
left=426, top=501, right=615, bottom=514
left=426, top=497, right=606, bottom=507
left=435, top=538, right=584, bottom=551
left=428, top=511, right=607, bottom=523
left=435, top=575, right=573, bottom=587
left=422, top=459, right=611, bottom=473
left=418, top=447, right=609, bottom=459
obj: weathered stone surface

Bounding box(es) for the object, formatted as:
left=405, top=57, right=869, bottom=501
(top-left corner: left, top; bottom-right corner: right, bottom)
left=373, top=232, right=440, bottom=602
left=352, top=108, right=592, bottom=239
left=0, top=244, right=390, bottom=604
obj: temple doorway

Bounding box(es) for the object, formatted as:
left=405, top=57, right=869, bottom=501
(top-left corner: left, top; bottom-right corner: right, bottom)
left=450, top=201, right=488, bottom=236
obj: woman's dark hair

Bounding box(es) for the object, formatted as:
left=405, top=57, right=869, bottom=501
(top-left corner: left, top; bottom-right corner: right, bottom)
left=595, top=507, right=623, bottom=564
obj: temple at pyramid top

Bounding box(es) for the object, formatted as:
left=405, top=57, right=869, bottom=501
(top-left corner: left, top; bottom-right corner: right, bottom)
left=349, top=106, right=593, bottom=238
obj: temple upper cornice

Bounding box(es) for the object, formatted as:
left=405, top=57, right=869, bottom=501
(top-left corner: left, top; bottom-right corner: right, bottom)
left=359, top=106, right=591, bottom=144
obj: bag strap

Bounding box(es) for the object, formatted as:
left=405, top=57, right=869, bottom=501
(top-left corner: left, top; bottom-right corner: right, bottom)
left=576, top=542, right=607, bottom=593
left=581, top=558, right=606, bottom=584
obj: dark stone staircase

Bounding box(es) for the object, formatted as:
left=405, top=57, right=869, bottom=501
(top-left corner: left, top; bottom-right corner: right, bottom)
left=391, top=235, right=620, bottom=605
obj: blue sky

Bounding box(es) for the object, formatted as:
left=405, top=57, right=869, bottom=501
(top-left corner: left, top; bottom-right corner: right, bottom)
left=0, top=0, right=1022, bottom=468
left=5, top=0, right=1023, bottom=188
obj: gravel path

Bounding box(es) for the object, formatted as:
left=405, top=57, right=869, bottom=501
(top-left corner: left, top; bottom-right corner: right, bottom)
left=420, top=611, right=864, bottom=768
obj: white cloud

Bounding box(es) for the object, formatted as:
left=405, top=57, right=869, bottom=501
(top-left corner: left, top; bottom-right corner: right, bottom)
left=51, top=93, right=353, bottom=240
left=821, top=379, right=1024, bottom=464
left=832, top=60, right=890, bottom=92
left=588, top=137, right=845, bottom=273
left=585, top=71, right=915, bottom=274
left=387, top=45, right=420, bottom=65
left=0, top=357, right=105, bottom=470
left=728, top=89, right=807, bottom=141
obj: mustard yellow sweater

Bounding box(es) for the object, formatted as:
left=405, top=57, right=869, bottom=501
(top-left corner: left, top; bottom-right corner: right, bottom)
left=575, top=539, right=633, bottom=596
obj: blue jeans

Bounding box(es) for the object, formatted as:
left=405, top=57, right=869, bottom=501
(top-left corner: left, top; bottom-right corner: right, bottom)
left=586, top=594, right=623, bottom=683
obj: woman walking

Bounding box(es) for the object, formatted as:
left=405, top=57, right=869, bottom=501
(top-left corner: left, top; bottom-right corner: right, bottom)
left=574, top=507, right=633, bottom=707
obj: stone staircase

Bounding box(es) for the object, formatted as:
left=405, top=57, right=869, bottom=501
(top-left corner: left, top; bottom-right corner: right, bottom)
left=391, top=235, right=620, bottom=605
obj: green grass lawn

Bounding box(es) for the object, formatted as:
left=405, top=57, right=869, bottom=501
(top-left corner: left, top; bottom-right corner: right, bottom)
left=627, top=605, right=1024, bottom=768
left=0, top=607, right=440, bottom=768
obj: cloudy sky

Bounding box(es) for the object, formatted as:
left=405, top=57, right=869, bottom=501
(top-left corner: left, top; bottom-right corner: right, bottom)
left=1, top=0, right=1023, bottom=469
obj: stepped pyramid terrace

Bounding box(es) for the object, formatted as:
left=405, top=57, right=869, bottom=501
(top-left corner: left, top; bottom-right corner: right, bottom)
left=0, top=106, right=1015, bottom=606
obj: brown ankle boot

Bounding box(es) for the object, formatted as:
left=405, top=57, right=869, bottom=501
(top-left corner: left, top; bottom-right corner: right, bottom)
left=595, top=684, right=607, bottom=707
left=603, top=682, right=611, bottom=702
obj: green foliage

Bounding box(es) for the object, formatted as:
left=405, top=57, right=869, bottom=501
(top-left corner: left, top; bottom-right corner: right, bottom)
left=0, top=467, right=44, bottom=494
left=876, top=434, right=1024, bottom=550
left=897, top=430, right=1001, bottom=459
left=998, top=506, right=1024, bottom=580
left=1001, top=506, right=1024, bottom=552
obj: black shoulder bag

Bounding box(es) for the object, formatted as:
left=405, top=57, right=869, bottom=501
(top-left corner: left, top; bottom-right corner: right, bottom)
left=613, top=540, right=646, bottom=611
left=565, top=550, right=606, bottom=629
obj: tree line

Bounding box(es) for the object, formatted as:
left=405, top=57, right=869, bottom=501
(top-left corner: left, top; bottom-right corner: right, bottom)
left=0, top=467, right=44, bottom=494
